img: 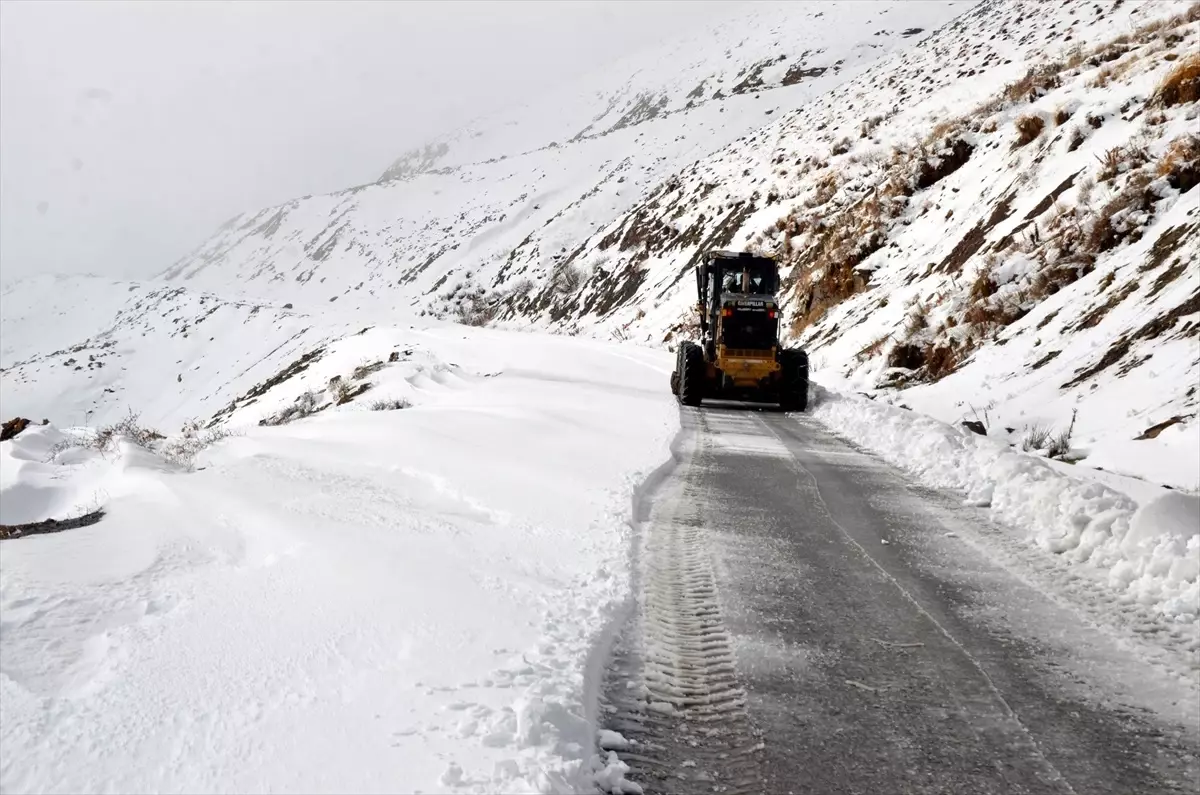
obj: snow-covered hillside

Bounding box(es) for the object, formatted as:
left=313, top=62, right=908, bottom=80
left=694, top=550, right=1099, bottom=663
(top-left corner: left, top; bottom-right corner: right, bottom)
left=156, top=1, right=965, bottom=313
left=499, top=0, right=1199, bottom=492
left=0, top=274, right=343, bottom=429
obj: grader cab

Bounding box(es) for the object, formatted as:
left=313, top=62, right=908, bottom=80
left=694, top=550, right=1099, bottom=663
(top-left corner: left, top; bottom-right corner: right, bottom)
left=669, top=250, right=808, bottom=411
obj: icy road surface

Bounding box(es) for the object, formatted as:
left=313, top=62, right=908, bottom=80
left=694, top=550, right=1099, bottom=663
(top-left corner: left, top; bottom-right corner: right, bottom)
left=601, top=405, right=1200, bottom=795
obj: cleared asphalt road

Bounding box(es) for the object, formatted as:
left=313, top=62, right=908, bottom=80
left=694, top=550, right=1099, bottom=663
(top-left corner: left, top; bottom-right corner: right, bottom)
left=602, top=405, right=1199, bottom=795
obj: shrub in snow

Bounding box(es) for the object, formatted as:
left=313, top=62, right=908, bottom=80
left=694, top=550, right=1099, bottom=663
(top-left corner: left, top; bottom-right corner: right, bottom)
left=1096, top=143, right=1150, bottom=182
left=1045, top=410, right=1077, bottom=460
left=1001, top=61, right=1063, bottom=105
left=1022, top=424, right=1052, bottom=452
left=260, top=389, right=321, bottom=426
left=1086, top=172, right=1155, bottom=254
left=369, top=397, right=411, bottom=411
left=104, top=409, right=164, bottom=450
left=159, top=420, right=236, bottom=471
left=329, top=376, right=354, bottom=405
left=49, top=410, right=165, bottom=458
left=351, top=359, right=387, bottom=380
left=1154, top=134, right=1200, bottom=192
left=551, top=263, right=586, bottom=295
left=455, top=291, right=501, bottom=326
left=1013, top=113, right=1046, bottom=147
left=1151, top=52, right=1199, bottom=108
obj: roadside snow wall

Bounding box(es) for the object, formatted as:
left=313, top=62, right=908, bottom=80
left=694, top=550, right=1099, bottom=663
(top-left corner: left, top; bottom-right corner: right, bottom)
left=809, top=384, right=1199, bottom=622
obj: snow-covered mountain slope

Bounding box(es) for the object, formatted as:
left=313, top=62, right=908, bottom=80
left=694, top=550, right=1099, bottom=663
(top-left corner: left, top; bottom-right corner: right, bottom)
left=3, top=1, right=1195, bottom=495
left=157, top=1, right=966, bottom=312
left=498, top=0, right=1199, bottom=491
left=0, top=274, right=352, bottom=429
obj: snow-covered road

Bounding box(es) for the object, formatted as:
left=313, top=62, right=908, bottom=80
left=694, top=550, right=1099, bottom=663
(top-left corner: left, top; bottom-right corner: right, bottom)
left=601, top=404, right=1199, bottom=795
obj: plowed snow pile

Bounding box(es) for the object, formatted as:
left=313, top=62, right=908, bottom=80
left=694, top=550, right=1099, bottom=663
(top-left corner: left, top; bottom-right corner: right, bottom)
left=0, top=323, right=677, bottom=794
left=810, top=384, right=1199, bottom=623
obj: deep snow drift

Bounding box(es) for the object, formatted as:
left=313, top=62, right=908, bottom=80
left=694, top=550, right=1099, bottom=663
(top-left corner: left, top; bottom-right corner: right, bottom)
left=0, top=324, right=677, bottom=794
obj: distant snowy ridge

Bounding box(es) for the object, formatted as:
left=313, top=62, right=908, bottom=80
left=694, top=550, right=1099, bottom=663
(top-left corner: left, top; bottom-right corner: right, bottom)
left=156, top=1, right=965, bottom=308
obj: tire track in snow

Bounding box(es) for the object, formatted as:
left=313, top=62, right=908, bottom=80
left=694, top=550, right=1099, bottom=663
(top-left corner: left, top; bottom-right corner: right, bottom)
left=600, top=411, right=767, bottom=795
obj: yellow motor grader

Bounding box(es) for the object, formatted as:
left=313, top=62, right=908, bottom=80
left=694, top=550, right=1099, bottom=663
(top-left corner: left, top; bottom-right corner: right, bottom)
left=670, top=250, right=808, bottom=411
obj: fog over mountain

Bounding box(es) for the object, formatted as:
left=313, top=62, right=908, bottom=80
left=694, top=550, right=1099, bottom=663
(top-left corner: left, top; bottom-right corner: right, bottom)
left=0, top=0, right=736, bottom=281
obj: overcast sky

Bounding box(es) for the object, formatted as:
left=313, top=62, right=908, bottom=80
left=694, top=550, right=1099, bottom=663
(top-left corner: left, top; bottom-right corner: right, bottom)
left=0, top=0, right=737, bottom=282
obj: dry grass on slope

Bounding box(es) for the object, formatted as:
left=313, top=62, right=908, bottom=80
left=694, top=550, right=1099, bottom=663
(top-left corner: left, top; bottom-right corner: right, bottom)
left=769, top=6, right=1200, bottom=388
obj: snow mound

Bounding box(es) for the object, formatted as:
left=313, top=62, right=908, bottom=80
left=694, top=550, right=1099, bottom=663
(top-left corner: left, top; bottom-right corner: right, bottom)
left=810, top=384, right=1199, bottom=622
left=0, top=323, right=679, bottom=794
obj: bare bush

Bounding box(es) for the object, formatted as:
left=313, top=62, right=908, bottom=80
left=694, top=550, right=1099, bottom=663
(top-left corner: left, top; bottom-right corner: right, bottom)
left=1013, top=114, right=1046, bottom=147
left=369, top=397, right=411, bottom=411
left=352, top=360, right=387, bottom=380
left=1085, top=171, right=1155, bottom=254
left=1002, top=62, right=1062, bottom=103
left=859, top=114, right=884, bottom=138
left=808, top=170, right=841, bottom=207
left=1096, top=144, right=1149, bottom=181
left=855, top=333, right=891, bottom=363
left=455, top=292, right=501, bottom=326
left=1022, top=423, right=1052, bottom=451
left=260, top=389, right=321, bottom=427
left=968, top=266, right=999, bottom=303
left=160, top=420, right=236, bottom=471
left=44, top=411, right=223, bottom=470
left=1089, top=66, right=1113, bottom=88
left=1152, top=52, right=1199, bottom=107
left=551, top=263, right=586, bottom=295
left=1096, top=147, right=1124, bottom=181
left=105, top=409, right=164, bottom=450
left=1047, top=410, right=1078, bottom=459
left=49, top=410, right=166, bottom=458
left=923, top=343, right=959, bottom=380
left=1156, top=134, right=1200, bottom=191
left=329, top=376, right=353, bottom=405
left=508, top=278, right=536, bottom=300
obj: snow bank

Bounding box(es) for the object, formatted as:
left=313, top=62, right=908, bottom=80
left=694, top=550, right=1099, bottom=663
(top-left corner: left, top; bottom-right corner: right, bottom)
left=0, top=323, right=678, bottom=794
left=0, top=424, right=170, bottom=526
left=809, top=384, right=1199, bottom=623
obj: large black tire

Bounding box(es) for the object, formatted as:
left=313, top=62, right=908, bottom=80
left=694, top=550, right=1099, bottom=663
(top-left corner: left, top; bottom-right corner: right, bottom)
left=779, top=348, right=809, bottom=412
left=679, top=342, right=706, bottom=407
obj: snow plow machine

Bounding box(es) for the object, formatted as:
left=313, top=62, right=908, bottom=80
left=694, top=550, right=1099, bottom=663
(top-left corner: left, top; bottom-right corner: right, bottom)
left=670, top=250, right=808, bottom=411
